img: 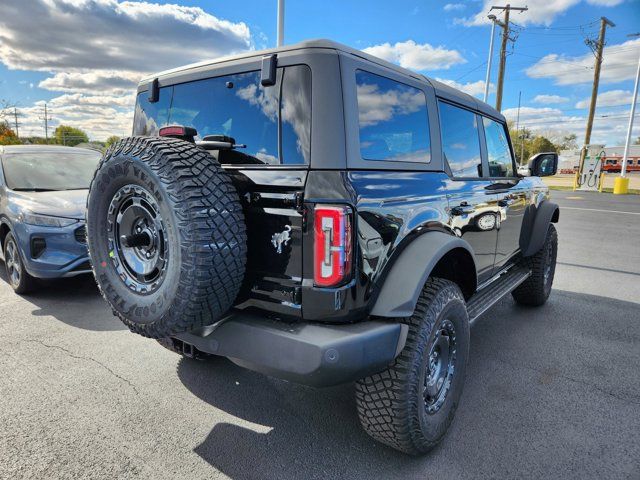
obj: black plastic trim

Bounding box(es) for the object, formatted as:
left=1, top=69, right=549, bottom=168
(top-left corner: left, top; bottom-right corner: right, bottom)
left=520, top=201, right=559, bottom=257
left=174, top=312, right=406, bottom=387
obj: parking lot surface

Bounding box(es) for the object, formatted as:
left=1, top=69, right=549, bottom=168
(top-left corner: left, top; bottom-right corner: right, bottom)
left=1, top=190, right=639, bottom=480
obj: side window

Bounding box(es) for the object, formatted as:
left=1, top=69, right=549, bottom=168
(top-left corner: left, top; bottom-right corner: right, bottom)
left=280, top=65, right=312, bottom=164
left=438, top=102, right=482, bottom=178
left=482, top=117, right=514, bottom=177
left=356, top=70, right=430, bottom=163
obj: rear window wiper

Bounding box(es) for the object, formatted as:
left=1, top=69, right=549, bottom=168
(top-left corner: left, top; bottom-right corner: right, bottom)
left=196, top=135, right=246, bottom=151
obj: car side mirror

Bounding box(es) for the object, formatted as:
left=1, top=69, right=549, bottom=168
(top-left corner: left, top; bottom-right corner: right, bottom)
left=528, top=153, right=558, bottom=177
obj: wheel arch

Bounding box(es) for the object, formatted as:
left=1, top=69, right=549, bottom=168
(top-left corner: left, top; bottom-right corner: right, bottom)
left=0, top=218, right=11, bottom=251
left=520, top=201, right=559, bottom=257
left=370, top=231, right=477, bottom=318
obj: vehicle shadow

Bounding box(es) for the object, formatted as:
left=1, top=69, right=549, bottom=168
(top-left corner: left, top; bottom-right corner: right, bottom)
left=176, top=289, right=640, bottom=480
left=0, top=260, right=124, bottom=331
left=177, top=357, right=426, bottom=480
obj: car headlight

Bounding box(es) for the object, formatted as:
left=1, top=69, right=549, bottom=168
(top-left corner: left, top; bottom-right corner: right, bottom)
left=19, top=212, right=79, bottom=228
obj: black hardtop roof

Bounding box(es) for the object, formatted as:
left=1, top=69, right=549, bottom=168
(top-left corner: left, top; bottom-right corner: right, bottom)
left=139, top=39, right=505, bottom=122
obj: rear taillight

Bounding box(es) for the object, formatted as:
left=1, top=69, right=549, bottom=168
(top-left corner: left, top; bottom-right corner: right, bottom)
left=314, top=205, right=353, bottom=287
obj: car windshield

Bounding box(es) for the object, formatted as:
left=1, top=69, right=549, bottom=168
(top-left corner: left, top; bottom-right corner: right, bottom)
left=1, top=150, right=101, bottom=191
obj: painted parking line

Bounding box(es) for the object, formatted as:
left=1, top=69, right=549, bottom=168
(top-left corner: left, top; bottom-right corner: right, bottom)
left=561, top=206, right=640, bottom=216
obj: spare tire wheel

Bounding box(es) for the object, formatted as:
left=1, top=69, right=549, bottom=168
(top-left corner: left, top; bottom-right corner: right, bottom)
left=86, top=136, right=247, bottom=338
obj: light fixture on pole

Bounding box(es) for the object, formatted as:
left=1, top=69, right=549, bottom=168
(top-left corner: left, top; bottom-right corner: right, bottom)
left=614, top=33, right=640, bottom=195
left=484, top=14, right=498, bottom=103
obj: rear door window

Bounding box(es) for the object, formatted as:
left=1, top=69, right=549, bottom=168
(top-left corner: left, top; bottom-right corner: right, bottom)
left=438, top=102, right=483, bottom=178
left=356, top=70, right=430, bottom=163
left=482, top=117, right=514, bottom=177
left=133, top=65, right=311, bottom=165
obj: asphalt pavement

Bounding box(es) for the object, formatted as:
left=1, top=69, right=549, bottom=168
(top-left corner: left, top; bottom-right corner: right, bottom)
left=0, top=189, right=639, bottom=479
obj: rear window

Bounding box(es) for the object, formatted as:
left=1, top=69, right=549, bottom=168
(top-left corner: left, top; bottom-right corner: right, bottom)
left=356, top=70, right=430, bottom=163
left=134, top=65, right=311, bottom=165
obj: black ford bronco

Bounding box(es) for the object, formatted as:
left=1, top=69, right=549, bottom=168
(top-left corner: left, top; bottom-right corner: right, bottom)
left=86, top=40, right=559, bottom=455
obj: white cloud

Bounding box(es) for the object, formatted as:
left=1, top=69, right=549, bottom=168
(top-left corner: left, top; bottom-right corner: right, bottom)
left=586, top=0, right=624, bottom=5
left=576, top=90, right=633, bottom=109
left=443, top=3, right=466, bottom=11
left=0, top=0, right=252, bottom=140
left=526, top=38, right=640, bottom=86
left=363, top=40, right=466, bottom=71
left=0, top=0, right=250, bottom=73
left=460, top=0, right=623, bottom=26
left=435, top=78, right=495, bottom=98
left=356, top=82, right=425, bottom=127
left=502, top=106, right=639, bottom=146
left=533, top=95, right=569, bottom=105
left=38, top=71, right=142, bottom=96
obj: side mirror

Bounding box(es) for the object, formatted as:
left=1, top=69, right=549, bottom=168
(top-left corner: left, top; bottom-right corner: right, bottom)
left=528, top=152, right=558, bottom=177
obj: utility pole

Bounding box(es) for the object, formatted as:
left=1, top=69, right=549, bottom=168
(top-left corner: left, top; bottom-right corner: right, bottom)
left=277, top=0, right=285, bottom=47
left=583, top=17, right=615, bottom=150
left=614, top=33, right=640, bottom=195
left=483, top=14, right=498, bottom=103
left=491, top=4, right=528, bottom=112
left=515, top=91, right=522, bottom=163
left=578, top=17, right=615, bottom=176
left=39, top=103, right=52, bottom=144
left=13, top=107, right=20, bottom=139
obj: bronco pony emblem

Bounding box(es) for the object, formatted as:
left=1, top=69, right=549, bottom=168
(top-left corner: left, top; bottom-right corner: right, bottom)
left=271, top=225, right=292, bottom=254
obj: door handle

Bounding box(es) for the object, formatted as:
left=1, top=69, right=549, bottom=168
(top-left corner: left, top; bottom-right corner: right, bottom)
left=451, top=204, right=475, bottom=216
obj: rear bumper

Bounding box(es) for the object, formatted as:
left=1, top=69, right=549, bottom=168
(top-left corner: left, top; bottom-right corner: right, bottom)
left=175, top=312, right=408, bottom=387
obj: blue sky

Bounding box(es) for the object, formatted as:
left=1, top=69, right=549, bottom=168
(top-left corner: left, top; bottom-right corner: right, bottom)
left=1, top=0, right=639, bottom=143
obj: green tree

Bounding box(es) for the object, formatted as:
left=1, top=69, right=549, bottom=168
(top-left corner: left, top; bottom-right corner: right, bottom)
left=104, top=135, right=120, bottom=150
left=529, top=135, right=558, bottom=155
left=0, top=121, right=21, bottom=145
left=54, top=125, right=88, bottom=147
left=634, top=136, right=640, bottom=145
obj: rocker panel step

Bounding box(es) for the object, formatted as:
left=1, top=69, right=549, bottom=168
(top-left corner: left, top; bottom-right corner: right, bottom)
left=467, top=267, right=531, bottom=325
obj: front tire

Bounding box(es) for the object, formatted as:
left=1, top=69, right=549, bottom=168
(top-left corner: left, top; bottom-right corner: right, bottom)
left=3, top=233, right=37, bottom=294
left=512, top=223, right=558, bottom=306
left=356, top=278, right=470, bottom=455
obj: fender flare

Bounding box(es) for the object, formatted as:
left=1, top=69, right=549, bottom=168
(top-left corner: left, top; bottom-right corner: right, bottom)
left=0, top=217, right=12, bottom=260
left=370, top=231, right=476, bottom=318
left=520, top=201, right=559, bottom=257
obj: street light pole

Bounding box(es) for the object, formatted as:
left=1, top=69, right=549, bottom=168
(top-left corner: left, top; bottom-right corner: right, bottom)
left=277, top=0, right=285, bottom=47
left=615, top=33, right=640, bottom=195
left=483, top=14, right=497, bottom=103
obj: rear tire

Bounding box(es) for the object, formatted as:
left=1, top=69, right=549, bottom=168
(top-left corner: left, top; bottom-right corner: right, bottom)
left=86, top=137, right=247, bottom=339
left=512, top=223, right=557, bottom=306
left=356, top=278, right=470, bottom=455
left=3, top=233, right=37, bottom=294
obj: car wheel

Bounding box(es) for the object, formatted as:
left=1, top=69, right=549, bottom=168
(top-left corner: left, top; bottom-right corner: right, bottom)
left=3, top=233, right=37, bottom=294
left=512, top=223, right=558, bottom=306
left=86, top=136, right=247, bottom=339
left=355, top=278, right=470, bottom=455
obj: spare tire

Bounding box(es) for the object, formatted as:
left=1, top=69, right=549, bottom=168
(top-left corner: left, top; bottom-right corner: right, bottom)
left=86, top=137, right=247, bottom=338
